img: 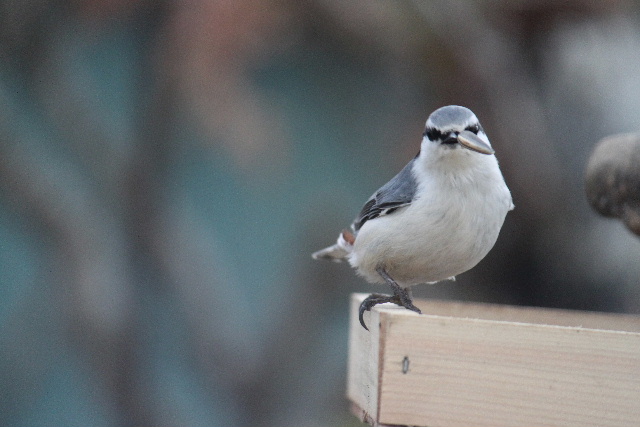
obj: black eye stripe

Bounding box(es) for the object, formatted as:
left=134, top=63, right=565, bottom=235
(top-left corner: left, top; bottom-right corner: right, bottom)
left=425, top=124, right=482, bottom=140
left=465, top=124, right=481, bottom=134
left=423, top=127, right=443, bottom=141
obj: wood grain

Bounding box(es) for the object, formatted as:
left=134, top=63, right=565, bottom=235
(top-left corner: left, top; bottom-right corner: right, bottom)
left=347, top=294, right=640, bottom=427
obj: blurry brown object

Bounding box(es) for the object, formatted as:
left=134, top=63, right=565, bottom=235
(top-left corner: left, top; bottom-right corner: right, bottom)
left=162, top=0, right=295, bottom=172
left=585, top=133, right=640, bottom=236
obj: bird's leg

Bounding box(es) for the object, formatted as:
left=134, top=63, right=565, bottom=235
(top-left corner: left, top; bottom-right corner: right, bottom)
left=358, top=267, right=422, bottom=331
left=376, top=266, right=422, bottom=315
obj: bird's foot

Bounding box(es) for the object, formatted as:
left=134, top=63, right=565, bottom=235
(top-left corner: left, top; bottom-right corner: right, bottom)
left=358, top=289, right=422, bottom=331
left=358, top=293, right=396, bottom=331
left=392, top=285, right=422, bottom=316
left=376, top=266, right=422, bottom=314
left=357, top=267, right=422, bottom=331
left=396, top=291, right=422, bottom=315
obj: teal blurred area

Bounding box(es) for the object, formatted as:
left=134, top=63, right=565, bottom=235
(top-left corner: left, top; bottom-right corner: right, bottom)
left=1, top=1, right=640, bottom=426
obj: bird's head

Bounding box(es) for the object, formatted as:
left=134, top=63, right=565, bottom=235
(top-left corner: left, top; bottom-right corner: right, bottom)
left=422, top=106, right=494, bottom=158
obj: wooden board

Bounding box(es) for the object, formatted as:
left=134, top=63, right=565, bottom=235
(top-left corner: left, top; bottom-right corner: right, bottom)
left=347, top=293, right=640, bottom=427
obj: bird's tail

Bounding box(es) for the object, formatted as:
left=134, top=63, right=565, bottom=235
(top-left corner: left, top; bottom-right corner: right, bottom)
left=311, top=229, right=355, bottom=262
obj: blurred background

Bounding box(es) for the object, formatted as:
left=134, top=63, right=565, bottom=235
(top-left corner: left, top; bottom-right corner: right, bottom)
left=1, top=1, right=640, bottom=426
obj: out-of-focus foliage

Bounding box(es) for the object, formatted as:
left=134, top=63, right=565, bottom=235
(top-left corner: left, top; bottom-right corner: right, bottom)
left=1, top=1, right=639, bottom=426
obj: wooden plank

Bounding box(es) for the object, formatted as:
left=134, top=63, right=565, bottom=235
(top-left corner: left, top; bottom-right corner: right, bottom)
left=347, top=293, right=640, bottom=427
left=347, top=301, right=382, bottom=425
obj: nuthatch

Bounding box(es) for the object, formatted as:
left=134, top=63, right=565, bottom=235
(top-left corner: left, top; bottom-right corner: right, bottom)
left=313, top=106, right=513, bottom=330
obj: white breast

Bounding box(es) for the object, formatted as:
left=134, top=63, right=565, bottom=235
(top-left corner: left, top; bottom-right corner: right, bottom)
left=348, top=152, right=512, bottom=286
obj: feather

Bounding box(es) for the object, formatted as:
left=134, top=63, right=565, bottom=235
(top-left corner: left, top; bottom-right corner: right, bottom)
left=352, top=158, right=418, bottom=231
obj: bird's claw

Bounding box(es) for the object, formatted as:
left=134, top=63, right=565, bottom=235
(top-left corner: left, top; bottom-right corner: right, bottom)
left=358, top=293, right=395, bottom=331
left=395, top=293, right=422, bottom=316
left=358, top=292, right=422, bottom=331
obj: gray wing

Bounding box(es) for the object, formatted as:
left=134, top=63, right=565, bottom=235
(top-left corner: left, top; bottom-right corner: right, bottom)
left=353, top=158, right=418, bottom=231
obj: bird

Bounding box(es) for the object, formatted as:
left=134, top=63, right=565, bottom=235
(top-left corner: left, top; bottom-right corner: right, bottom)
left=312, top=105, right=514, bottom=330
left=585, top=133, right=640, bottom=237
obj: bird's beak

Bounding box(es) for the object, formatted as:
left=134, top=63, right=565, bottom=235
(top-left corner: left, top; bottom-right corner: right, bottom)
left=457, top=130, right=495, bottom=155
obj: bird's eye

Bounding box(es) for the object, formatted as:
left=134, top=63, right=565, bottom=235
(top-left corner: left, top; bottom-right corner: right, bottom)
left=424, top=127, right=443, bottom=141
left=465, top=124, right=481, bottom=134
